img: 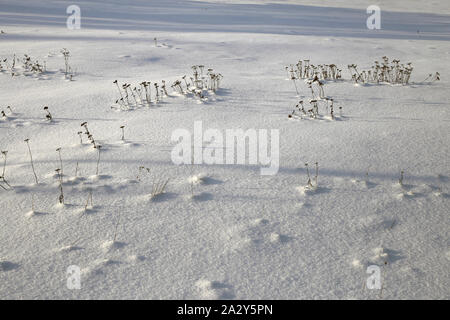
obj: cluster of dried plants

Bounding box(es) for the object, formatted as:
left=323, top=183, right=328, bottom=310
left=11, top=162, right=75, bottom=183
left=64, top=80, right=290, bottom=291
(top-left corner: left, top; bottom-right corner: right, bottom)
left=80, top=122, right=98, bottom=149
left=112, top=65, right=223, bottom=110
left=0, top=54, right=46, bottom=77
left=0, top=48, right=75, bottom=80
left=348, top=57, right=414, bottom=85
left=0, top=106, right=13, bottom=120
left=289, top=97, right=339, bottom=120
left=286, top=60, right=342, bottom=82
left=150, top=178, right=169, bottom=200
left=286, top=60, right=341, bottom=95
left=112, top=79, right=167, bottom=109
left=174, top=65, right=223, bottom=95
left=287, top=66, right=340, bottom=120
left=421, top=72, right=440, bottom=83
left=136, top=165, right=169, bottom=199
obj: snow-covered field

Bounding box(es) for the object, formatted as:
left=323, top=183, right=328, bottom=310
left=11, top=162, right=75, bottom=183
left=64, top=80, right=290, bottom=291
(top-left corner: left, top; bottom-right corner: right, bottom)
left=0, top=0, right=449, bottom=299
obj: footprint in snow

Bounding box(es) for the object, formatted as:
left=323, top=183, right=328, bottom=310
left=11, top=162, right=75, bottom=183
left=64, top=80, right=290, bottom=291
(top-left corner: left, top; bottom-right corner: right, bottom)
left=88, top=174, right=112, bottom=182
left=195, top=280, right=235, bottom=300
left=296, top=185, right=330, bottom=196
left=0, top=260, right=19, bottom=271
left=57, top=245, right=83, bottom=253
left=190, top=192, right=213, bottom=202
left=224, top=218, right=291, bottom=252
left=82, top=258, right=121, bottom=277
left=126, top=255, right=146, bottom=264
left=369, top=247, right=403, bottom=265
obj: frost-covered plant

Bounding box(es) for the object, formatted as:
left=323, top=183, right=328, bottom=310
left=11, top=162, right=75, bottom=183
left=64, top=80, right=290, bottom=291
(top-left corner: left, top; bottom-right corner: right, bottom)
left=120, top=125, right=125, bottom=141
left=55, top=168, right=64, bottom=204
left=291, top=70, right=299, bottom=95
left=61, top=48, right=73, bottom=80
left=112, top=211, right=121, bottom=242
left=77, top=131, right=83, bottom=144
left=330, top=101, right=335, bottom=120
left=305, top=163, right=313, bottom=189
left=303, top=162, right=319, bottom=190
left=0, top=150, right=11, bottom=190
left=95, top=145, right=102, bottom=175
left=154, top=83, right=160, bottom=102
left=56, top=147, right=63, bottom=178
left=398, top=170, right=404, bottom=186
left=84, top=190, right=93, bottom=211
left=136, top=166, right=169, bottom=199
left=113, top=80, right=124, bottom=100
left=314, top=162, right=319, bottom=187
left=81, top=122, right=97, bottom=149
left=422, top=72, right=440, bottom=83
left=161, top=80, right=168, bottom=96
left=151, top=178, right=169, bottom=199
left=137, top=166, right=150, bottom=182
left=1, top=150, right=7, bottom=178
left=24, top=138, right=38, bottom=184
left=44, top=106, right=52, bottom=121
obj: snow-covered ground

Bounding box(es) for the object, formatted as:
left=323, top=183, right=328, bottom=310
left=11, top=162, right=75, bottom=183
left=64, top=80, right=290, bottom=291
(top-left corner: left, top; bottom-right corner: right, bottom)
left=0, top=0, right=449, bottom=299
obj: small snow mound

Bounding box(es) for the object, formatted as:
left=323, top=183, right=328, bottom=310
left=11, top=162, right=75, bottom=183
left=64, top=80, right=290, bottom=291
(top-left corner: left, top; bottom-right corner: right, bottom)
left=66, top=176, right=85, bottom=185
left=395, top=192, right=405, bottom=200
left=188, top=173, right=207, bottom=185
left=251, top=218, right=269, bottom=226
left=269, top=232, right=281, bottom=243
left=45, top=172, right=61, bottom=179
left=296, top=185, right=317, bottom=195
left=351, top=259, right=363, bottom=269
left=123, top=179, right=139, bottom=184
left=88, top=175, right=100, bottom=182
left=25, top=210, right=35, bottom=217
left=58, top=245, right=82, bottom=252
left=126, top=255, right=146, bottom=263
left=26, top=210, right=45, bottom=217
left=371, top=247, right=389, bottom=264
left=54, top=202, right=65, bottom=210
left=101, top=240, right=126, bottom=252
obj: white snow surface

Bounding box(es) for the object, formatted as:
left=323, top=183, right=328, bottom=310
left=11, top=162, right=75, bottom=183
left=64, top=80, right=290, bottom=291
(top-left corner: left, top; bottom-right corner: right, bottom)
left=0, top=0, right=449, bottom=299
